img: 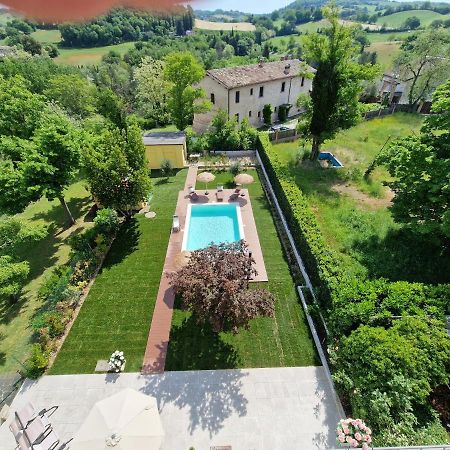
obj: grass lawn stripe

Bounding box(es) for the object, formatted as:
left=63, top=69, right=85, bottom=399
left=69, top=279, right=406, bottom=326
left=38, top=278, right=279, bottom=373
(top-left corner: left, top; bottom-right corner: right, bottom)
left=50, top=169, right=187, bottom=374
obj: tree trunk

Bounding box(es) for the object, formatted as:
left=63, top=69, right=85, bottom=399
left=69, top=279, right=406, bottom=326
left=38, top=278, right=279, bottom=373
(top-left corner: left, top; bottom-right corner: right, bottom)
left=59, top=196, right=75, bottom=226
left=310, top=136, right=321, bottom=161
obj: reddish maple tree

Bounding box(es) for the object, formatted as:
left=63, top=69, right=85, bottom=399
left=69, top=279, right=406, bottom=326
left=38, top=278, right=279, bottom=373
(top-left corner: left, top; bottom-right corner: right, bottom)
left=169, top=241, right=275, bottom=333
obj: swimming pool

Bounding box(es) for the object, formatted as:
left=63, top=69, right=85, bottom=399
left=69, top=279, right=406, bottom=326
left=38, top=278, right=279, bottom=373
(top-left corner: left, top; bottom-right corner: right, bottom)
left=182, top=203, right=244, bottom=251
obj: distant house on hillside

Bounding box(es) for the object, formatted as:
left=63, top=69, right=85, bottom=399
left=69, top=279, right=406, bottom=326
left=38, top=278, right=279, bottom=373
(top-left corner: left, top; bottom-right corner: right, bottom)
left=193, top=59, right=315, bottom=133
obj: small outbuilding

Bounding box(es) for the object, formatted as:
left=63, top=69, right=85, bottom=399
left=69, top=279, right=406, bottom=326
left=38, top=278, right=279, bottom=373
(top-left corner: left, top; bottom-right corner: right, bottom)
left=142, top=131, right=187, bottom=170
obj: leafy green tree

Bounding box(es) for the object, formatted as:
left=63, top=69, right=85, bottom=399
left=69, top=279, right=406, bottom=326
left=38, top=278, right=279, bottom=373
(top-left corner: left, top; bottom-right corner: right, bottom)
left=163, top=52, right=210, bottom=130
left=208, top=109, right=240, bottom=152
left=302, top=3, right=378, bottom=159
left=95, top=88, right=127, bottom=129
left=83, top=120, right=152, bottom=218
left=0, top=218, right=47, bottom=302
left=403, top=16, right=421, bottom=30
left=333, top=317, right=450, bottom=440
left=44, top=74, right=97, bottom=117
left=0, top=75, right=46, bottom=139
left=374, top=79, right=450, bottom=238
left=26, top=109, right=82, bottom=224
left=395, top=29, right=450, bottom=107
left=0, top=256, right=29, bottom=302
left=133, top=57, right=171, bottom=127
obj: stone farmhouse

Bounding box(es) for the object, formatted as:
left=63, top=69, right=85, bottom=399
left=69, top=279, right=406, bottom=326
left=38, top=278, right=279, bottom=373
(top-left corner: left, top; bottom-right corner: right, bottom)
left=193, top=59, right=315, bottom=133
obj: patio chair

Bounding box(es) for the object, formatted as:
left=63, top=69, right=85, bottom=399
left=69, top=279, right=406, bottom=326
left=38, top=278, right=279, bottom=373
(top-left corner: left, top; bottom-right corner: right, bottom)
left=189, top=191, right=199, bottom=201
left=217, top=185, right=224, bottom=192
left=11, top=415, right=52, bottom=448
left=172, top=215, right=180, bottom=232
left=188, top=186, right=195, bottom=195
left=216, top=190, right=224, bottom=202
left=13, top=403, right=58, bottom=430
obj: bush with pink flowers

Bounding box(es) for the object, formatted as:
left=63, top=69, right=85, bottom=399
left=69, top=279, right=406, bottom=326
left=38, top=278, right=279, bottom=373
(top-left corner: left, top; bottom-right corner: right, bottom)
left=336, top=418, right=372, bottom=449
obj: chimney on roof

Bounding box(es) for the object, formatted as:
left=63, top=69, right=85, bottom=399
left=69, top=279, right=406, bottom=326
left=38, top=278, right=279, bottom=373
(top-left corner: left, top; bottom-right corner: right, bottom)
left=284, top=64, right=291, bottom=75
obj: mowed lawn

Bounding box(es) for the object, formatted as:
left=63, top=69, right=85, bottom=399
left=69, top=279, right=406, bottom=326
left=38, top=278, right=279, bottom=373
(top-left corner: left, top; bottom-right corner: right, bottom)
left=50, top=169, right=187, bottom=374
left=55, top=42, right=137, bottom=66
left=165, top=169, right=318, bottom=370
left=0, top=181, right=92, bottom=374
left=272, top=114, right=450, bottom=284
left=376, top=10, right=450, bottom=28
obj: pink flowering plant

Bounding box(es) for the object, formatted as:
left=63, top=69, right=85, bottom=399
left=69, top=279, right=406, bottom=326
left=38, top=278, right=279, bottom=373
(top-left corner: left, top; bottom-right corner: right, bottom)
left=336, top=418, right=372, bottom=449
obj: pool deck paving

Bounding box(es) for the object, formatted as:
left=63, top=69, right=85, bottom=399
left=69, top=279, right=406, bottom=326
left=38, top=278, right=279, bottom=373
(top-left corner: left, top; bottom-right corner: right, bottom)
left=0, top=367, right=343, bottom=450
left=142, top=166, right=268, bottom=374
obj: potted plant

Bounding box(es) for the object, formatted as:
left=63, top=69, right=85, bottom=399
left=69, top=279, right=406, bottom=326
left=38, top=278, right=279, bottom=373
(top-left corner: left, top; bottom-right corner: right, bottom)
left=108, top=350, right=126, bottom=372
left=336, top=418, right=372, bottom=449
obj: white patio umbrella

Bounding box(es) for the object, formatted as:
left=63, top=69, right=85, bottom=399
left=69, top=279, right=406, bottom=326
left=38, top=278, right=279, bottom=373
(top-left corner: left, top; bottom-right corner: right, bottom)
left=197, top=171, right=215, bottom=195
left=234, top=173, right=254, bottom=187
left=70, top=388, right=164, bottom=450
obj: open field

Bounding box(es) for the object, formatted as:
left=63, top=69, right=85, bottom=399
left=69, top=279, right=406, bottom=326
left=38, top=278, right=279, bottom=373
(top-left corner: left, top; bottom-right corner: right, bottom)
left=55, top=41, right=136, bottom=65
left=31, top=29, right=61, bottom=44
left=195, top=18, right=255, bottom=31
left=297, top=19, right=382, bottom=34
left=0, top=181, right=92, bottom=374
left=165, top=169, right=318, bottom=371
left=367, top=40, right=401, bottom=70
left=271, top=113, right=450, bottom=284
left=365, top=30, right=413, bottom=43
left=50, top=169, right=188, bottom=374
left=376, top=10, right=450, bottom=28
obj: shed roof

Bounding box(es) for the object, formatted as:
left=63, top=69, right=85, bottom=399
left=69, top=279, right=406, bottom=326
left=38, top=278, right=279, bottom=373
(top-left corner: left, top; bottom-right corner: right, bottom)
left=143, top=131, right=186, bottom=146
left=207, top=59, right=315, bottom=89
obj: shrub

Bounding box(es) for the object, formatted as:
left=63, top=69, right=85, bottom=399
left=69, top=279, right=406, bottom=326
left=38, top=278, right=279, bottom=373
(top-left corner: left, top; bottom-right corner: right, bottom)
left=159, top=158, right=173, bottom=178
left=33, top=311, right=65, bottom=338
left=38, top=266, right=73, bottom=305
left=26, top=344, right=49, bottom=378
left=263, top=104, right=273, bottom=126
left=93, top=208, right=120, bottom=237
left=229, top=161, right=242, bottom=177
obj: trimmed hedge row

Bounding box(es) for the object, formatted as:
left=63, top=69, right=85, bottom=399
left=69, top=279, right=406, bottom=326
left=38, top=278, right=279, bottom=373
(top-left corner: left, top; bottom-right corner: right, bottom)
left=257, top=134, right=342, bottom=308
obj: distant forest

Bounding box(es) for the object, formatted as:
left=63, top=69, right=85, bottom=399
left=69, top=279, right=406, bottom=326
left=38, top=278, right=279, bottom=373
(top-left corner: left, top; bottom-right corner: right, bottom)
left=59, top=7, right=195, bottom=48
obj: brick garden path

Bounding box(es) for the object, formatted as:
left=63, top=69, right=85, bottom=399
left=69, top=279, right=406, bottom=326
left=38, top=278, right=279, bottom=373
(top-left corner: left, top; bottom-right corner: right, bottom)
left=141, top=165, right=198, bottom=374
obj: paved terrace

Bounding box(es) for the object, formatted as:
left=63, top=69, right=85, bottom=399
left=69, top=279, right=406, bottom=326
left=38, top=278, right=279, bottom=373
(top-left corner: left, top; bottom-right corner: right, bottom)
left=0, top=367, right=342, bottom=450
left=142, top=166, right=267, bottom=374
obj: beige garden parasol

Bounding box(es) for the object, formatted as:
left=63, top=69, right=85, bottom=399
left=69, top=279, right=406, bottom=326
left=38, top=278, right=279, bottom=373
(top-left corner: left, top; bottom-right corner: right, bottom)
left=70, top=388, right=164, bottom=450
left=197, top=171, right=215, bottom=194
left=173, top=251, right=191, bottom=271
left=234, top=173, right=254, bottom=187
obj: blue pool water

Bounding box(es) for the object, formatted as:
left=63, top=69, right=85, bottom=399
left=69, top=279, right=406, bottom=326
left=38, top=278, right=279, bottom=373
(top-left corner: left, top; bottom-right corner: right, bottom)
left=184, top=204, right=243, bottom=251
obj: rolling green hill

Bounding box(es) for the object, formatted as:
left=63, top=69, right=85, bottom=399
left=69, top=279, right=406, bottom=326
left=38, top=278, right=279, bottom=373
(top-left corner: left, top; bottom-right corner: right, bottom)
left=376, top=10, right=450, bottom=28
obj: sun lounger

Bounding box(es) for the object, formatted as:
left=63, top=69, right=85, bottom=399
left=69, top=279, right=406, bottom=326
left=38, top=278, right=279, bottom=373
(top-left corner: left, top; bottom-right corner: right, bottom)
left=32, top=429, right=60, bottom=450
left=15, top=428, right=59, bottom=450
left=172, top=215, right=180, bottom=232
left=188, top=186, right=195, bottom=194
left=216, top=190, right=224, bottom=202
left=217, top=185, right=224, bottom=191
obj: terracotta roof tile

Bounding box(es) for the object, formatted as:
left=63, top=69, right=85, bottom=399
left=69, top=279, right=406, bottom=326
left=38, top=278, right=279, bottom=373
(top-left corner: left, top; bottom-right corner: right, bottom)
left=207, top=59, right=314, bottom=89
